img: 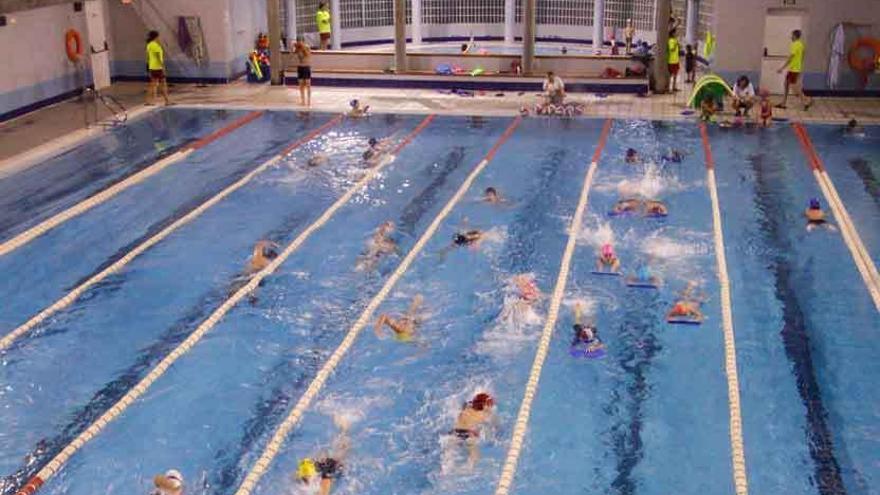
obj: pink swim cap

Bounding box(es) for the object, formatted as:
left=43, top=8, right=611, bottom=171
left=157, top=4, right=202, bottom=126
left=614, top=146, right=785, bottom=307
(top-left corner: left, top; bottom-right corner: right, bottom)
left=601, top=244, right=614, bottom=257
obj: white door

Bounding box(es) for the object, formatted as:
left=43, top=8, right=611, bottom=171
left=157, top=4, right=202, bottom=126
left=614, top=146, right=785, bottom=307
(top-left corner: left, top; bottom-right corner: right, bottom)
left=760, top=9, right=806, bottom=94
left=85, top=0, right=111, bottom=90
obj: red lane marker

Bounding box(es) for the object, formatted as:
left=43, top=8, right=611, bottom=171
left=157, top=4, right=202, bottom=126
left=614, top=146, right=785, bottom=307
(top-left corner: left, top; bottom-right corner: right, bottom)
left=592, top=119, right=613, bottom=163
left=187, top=110, right=264, bottom=151
left=792, top=123, right=825, bottom=172
left=700, top=123, right=715, bottom=170
left=392, top=114, right=436, bottom=154
left=16, top=477, right=43, bottom=495
left=485, top=115, right=523, bottom=162
left=279, top=114, right=343, bottom=156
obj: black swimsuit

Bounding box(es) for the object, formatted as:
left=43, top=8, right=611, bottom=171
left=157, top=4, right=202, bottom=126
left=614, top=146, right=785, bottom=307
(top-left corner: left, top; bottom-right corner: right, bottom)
left=316, top=458, right=341, bottom=480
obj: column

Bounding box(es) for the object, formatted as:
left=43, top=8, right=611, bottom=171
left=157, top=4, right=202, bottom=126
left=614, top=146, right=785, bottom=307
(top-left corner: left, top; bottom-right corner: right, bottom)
left=412, top=0, right=423, bottom=45
left=331, top=0, right=342, bottom=50
left=592, top=0, right=605, bottom=55
left=522, top=0, right=536, bottom=74
left=654, top=0, right=671, bottom=93
left=504, top=0, right=515, bottom=44
left=685, top=0, right=698, bottom=45
left=394, top=0, right=407, bottom=72
left=267, top=0, right=283, bottom=85
left=286, top=0, right=298, bottom=46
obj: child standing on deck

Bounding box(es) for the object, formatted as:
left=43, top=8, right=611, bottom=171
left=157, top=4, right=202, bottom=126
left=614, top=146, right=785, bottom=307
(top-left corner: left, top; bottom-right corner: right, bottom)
left=685, top=44, right=696, bottom=84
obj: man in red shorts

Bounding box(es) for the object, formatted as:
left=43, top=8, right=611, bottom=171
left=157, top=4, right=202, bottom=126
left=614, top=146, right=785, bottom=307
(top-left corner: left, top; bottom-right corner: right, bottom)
left=668, top=29, right=681, bottom=92
left=777, top=29, right=813, bottom=110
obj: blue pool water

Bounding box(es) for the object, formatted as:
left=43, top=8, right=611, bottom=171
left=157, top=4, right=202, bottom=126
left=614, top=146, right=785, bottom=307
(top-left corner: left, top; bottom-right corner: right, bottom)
left=0, top=110, right=878, bottom=495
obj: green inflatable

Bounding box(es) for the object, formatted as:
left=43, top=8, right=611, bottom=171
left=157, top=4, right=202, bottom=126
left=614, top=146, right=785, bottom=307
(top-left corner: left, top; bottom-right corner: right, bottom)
left=688, top=74, right=734, bottom=109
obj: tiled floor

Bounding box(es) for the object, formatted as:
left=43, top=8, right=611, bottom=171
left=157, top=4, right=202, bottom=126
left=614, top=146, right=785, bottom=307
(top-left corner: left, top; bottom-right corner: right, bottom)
left=2, top=79, right=879, bottom=173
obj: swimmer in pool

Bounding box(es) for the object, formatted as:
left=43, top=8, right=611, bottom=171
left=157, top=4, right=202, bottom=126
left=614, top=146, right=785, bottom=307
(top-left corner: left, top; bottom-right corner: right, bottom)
left=295, top=415, right=352, bottom=495
left=612, top=198, right=642, bottom=215
left=358, top=221, right=398, bottom=270
left=625, top=148, right=639, bottom=164
left=374, top=294, right=424, bottom=342
left=348, top=99, right=370, bottom=118
left=482, top=187, right=504, bottom=204
left=644, top=199, right=668, bottom=217
left=845, top=118, right=864, bottom=136
left=151, top=469, right=184, bottom=495
left=627, top=262, right=661, bottom=286
left=452, top=229, right=484, bottom=248
left=805, top=198, right=836, bottom=232
left=661, top=149, right=685, bottom=163
left=249, top=240, right=280, bottom=273
left=596, top=243, right=621, bottom=273
left=571, top=302, right=603, bottom=350
left=450, top=392, right=496, bottom=469
left=308, top=154, right=329, bottom=167
left=513, top=274, right=541, bottom=303
left=667, top=281, right=704, bottom=321
left=363, top=137, right=391, bottom=166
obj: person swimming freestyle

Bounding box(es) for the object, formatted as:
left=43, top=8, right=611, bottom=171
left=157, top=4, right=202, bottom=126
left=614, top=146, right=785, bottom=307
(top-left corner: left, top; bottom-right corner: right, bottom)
left=450, top=392, right=496, bottom=469
left=374, top=294, right=424, bottom=342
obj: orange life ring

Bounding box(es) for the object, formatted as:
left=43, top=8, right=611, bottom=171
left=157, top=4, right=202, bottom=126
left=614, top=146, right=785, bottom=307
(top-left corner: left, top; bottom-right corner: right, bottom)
left=65, top=29, right=83, bottom=62
left=848, top=37, right=880, bottom=85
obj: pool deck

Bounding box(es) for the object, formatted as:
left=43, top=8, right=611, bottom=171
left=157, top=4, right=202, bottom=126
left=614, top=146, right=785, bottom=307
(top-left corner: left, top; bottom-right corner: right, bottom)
left=2, top=79, right=879, bottom=172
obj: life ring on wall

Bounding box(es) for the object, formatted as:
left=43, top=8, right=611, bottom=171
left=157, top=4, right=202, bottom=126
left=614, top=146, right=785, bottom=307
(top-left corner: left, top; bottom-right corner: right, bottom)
left=65, top=29, right=83, bottom=62
left=848, top=37, right=880, bottom=86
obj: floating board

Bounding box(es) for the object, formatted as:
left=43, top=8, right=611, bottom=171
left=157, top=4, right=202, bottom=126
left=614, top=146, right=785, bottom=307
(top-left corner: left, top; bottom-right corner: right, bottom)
left=570, top=343, right=606, bottom=359
left=592, top=269, right=622, bottom=277
left=772, top=117, right=790, bottom=123
left=666, top=316, right=703, bottom=325
left=626, top=279, right=659, bottom=289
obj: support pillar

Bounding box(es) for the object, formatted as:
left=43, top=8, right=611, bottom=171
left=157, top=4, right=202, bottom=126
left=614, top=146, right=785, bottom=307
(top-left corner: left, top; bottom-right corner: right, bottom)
left=522, top=0, right=536, bottom=75
left=504, top=0, right=515, bottom=44
left=394, top=0, right=407, bottom=73
left=286, top=0, right=297, bottom=46
left=592, top=0, right=605, bottom=54
left=685, top=0, right=698, bottom=45
left=267, top=0, right=283, bottom=85
left=412, top=0, right=422, bottom=44
left=330, top=0, right=341, bottom=50
left=653, top=0, right=671, bottom=93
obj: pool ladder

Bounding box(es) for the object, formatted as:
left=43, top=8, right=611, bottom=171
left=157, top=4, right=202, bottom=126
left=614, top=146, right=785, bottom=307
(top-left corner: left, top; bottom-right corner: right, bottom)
left=81, top=87, right=128, bottom=128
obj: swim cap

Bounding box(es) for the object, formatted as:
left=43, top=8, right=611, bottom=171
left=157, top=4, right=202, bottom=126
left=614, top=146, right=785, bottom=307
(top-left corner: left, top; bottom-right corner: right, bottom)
left=297, top=458, right=317, bottom=481
left=626, top=148, right=637, bottom=157
left=673, top=302, right=688, bottom=314
left=350, top=99, right=359, bottom=108
left=454, top=233, right=467, bottom=245
left=809, top=198, right=820, bottom=209
left=368, top=137, right=378, bottom=147
left=485, top=187, right=497, bottom=195
left=472, top=393, right=494, bottom=410
left=601, top=244, right=614, bottom=257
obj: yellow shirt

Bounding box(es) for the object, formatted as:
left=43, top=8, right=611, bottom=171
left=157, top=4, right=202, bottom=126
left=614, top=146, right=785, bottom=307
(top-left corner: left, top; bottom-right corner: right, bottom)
left=146, top=40, right=164, bottom=71
left=789, top=39, right=805, bottom=73
left=668, top=37, right=680, bottom=64
left=316, top=10, right=331, bottom=34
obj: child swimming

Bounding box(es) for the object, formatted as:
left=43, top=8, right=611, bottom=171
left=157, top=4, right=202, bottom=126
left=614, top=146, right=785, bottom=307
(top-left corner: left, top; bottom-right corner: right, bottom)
left=596, top=243, right=621, bottom=273
left=374, top=294, right=424, bottom=342
left=449, top=392, right=496, bottom=469
left=667, top=281, right=704, bottom=322
left=295, top=415, right=352, bottom=495
left=804, top=198, right=836, bottom=232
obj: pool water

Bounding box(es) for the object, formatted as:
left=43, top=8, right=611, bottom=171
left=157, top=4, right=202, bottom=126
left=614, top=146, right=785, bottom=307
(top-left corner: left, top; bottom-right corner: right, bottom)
left=0, top=109, right=877, bottom=495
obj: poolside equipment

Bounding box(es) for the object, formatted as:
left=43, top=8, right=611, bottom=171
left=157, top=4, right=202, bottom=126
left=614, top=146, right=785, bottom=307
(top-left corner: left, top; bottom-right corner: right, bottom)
left=65, top=29, right=83, bottom=63
left=828, top=23, right=845, bottom=89
left=848, top=36, right=880, bottom=87
left=570, top=342, right=606, bottom=359
left=592, top=267, right=622, bottom=276
left=626, top=277, right=660, bottom=289
left=687, top=74, right=733, bottom=109
left=667, top=315, right=703, bottom=325
left=703, top=31, right=716, bottom=63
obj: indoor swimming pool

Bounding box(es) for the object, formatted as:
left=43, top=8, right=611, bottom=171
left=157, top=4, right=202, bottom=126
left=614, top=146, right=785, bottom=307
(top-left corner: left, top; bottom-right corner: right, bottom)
left=359, top=41, right=598, bottom=56
left=0, top=109, right=878, bottom=495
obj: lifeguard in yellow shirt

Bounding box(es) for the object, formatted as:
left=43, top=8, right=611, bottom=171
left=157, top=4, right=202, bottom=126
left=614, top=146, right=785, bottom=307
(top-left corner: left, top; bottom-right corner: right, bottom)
left=777, top=29, right=813, bottom=110
left=145, top=30, right=170, bottom=106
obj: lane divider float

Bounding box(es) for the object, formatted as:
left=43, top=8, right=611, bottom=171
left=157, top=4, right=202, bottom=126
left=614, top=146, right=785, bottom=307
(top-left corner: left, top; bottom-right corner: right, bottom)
left=234, top=116, right=523, bottom=495
left=0, top=115, right=343, bottom=352
left=11, top=114, right=436, bottom=495
left=0, top=110, right=265, bottom=257
left=700, top=123, right=749, bottom=495
left=494, top=119, right=611, bottom=495
left=792, top=123, right=880, bottom=311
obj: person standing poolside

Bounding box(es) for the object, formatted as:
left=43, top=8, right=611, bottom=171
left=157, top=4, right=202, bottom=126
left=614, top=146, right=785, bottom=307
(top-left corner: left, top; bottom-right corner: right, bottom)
left=777, top=29, right=813, bottom=110
left=667, top=29, right=681, bottom=92
left=145, top=30, right=170, bottom=106
left=293, top=40, right=312, bottom=106
left=316, top=3, right=332, bottom=50
left=543, top=71, right=566, bottom=105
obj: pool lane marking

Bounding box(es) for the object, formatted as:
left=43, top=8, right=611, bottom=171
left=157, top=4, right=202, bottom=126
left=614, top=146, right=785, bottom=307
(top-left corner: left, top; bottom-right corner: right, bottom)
left=234, top=116, right=523, bottom=495
left=11, top=114, right=435, bottom=495
left=0, top=110, right=265, bottom=257
left=494, top=118, right=611, bottom=495
left=792, top=123, right=880, bottom=311
left=700, top=123, right=750, bottom=495
left=0, top=115, right=344, bottom=352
